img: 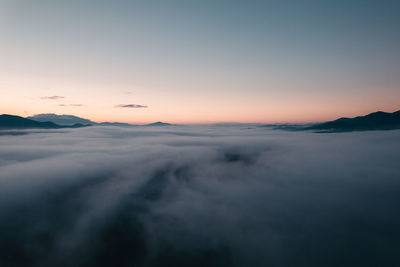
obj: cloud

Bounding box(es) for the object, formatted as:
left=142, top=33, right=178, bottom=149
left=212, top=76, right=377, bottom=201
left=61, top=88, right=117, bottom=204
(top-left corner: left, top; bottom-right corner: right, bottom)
left=58, top=104, right=84, bottom=107
left=0, top=127, right=400, bottom=266
left=115, top=104, right=148, bottom=108
left=40, top=96, right=65, bottom=100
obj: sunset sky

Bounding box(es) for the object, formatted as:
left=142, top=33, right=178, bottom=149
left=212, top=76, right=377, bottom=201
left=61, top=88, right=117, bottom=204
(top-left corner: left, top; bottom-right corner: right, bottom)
left=1, top=0, right=399, bottom=124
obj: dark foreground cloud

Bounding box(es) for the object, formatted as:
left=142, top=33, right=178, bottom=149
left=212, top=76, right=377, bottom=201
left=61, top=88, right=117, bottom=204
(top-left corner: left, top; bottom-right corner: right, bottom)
left=40, top=96, right=65, bottom=100
left=115, top=104, right=148, bottom=108
left=0, top=126, right=400, bottom=267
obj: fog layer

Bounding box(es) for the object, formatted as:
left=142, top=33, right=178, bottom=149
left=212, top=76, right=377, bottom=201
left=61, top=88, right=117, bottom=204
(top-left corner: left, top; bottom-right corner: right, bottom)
left=0, top=126, right=399, bottom=267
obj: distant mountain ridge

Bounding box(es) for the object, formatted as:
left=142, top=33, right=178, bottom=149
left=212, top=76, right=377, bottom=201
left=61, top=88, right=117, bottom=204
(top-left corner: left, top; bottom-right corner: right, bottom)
left=307, top=110, right=400, bottom=132
left=27, top=113, right=94, bottom=126
left=97, top=122, right=133, bottom=127
left=146, top=121, right=172, bottom=126
left=0, top=114, right=89, bottom=130
left=27, top=113, right=173, bottom=127
left=4, top=111, right=399, bottom=132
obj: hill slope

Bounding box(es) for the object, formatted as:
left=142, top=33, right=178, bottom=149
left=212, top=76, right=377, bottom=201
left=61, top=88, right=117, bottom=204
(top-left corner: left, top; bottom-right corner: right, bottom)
left=307, top=110, right=400, bottom=132
left=146, top=121, right=172, bottom=126
left=0, top=115, right=89, bottom=130
left=28, top=113, right=140, bottom=127
left=27, top=113, right=94, bottom=126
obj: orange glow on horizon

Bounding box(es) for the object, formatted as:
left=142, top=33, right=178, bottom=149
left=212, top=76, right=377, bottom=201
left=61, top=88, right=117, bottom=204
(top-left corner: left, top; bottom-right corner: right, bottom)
left=1, top=72, right=399, bottom=125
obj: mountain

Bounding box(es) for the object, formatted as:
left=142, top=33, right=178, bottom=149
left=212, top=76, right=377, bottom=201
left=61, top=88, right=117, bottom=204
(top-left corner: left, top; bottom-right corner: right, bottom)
left=28, top=113, right=139, bottom=127
left=0, top=114, right=61, bottom=129
left=27, top=113, right=94, bottom=126
left=97, top=122, right=135, bottom=127
left=146, top=121, right=172, bottom=126
left=307, top=110, right=400, bottom=132
left=0, top=114, right=91, bottom=130
left=266, top=124, right=313, bottom=131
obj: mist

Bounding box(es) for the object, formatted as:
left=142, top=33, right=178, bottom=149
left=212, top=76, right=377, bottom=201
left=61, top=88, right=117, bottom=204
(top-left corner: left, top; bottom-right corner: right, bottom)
left=0, top=126, right=399, bottom=267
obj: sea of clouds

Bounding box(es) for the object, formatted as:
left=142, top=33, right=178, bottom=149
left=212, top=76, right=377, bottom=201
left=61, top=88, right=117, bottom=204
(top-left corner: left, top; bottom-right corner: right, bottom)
left=0, top=125, right=400, bottom=267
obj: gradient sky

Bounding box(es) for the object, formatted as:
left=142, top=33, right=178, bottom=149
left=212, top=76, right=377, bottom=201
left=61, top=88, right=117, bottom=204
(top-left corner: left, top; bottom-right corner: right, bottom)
left=1, top=0, right=400, bottom=124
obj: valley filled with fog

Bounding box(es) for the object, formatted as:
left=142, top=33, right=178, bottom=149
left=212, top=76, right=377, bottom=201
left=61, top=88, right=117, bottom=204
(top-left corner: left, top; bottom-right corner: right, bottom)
left=0, top=126, right=399, bottom=267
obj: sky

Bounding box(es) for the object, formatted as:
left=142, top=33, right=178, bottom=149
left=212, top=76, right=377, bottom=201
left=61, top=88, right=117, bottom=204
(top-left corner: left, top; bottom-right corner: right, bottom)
left=1, top=0, right=400, bottom=124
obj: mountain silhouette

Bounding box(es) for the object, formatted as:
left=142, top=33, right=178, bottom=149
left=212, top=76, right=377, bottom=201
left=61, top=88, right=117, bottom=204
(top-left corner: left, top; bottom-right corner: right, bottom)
left=28, top=113, right=140, bottom=127
left=307, top=110, right=400, bottom=132
left=0, top=114, right=90, bottom=130
left=97, top=122, right=135, bottom=127
left=27, top=113, right=94, bottom=126
left=146, top=121, right=172, bottom=126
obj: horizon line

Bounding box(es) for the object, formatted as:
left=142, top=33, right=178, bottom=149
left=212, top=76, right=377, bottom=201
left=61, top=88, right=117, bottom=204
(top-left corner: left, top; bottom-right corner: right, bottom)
left=2, top=107, right=400, bottom=126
